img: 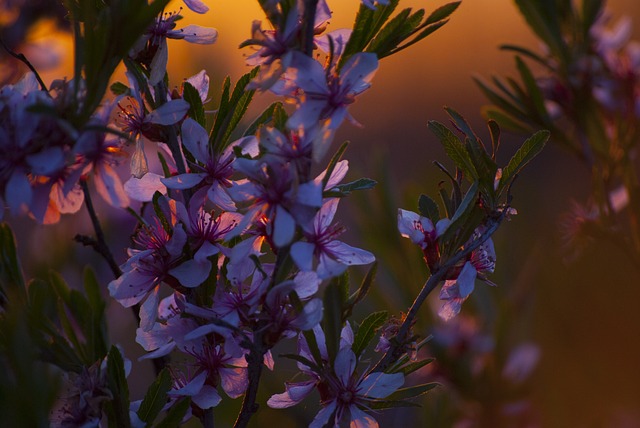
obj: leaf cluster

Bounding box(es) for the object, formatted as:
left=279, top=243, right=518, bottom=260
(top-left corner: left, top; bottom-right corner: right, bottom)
left=425, top=108, right=548, bottom=256
left=339, top=0, right=460, bottom=67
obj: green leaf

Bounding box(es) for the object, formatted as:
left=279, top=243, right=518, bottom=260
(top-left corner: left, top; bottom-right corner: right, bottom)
left=513, top=0, right=568, bottom=61
left=444, top=107, right=496, bottom=187
left=210, top=76, right=231, bottom=145
left=352, top=311, right=388, bottom=357
left=0, top=223, right=26, bottom=301
left=487, top=119, right=501, bottom=160
left=388, top=357, right=434, bottom=375
left=418, top=194, right=440, bottom=223
left=344, top=262, right=378, bottom=319
left=243, top=102, right=283, bottom=137
left=440, top=181, right=479, bottom=245
left=385, top=382, right=439, bottom=401
left=105, top=346, right=131, bottom=428
left=323, top=274, right=348, bottom=365
left=152, top=191, right=172, bottom=234
left=322, top=141, right=350, bottom=190
left=582, top=0, right=604, bottom=35
left=155, top=398, right=191, bottom=428
left=326, top=178, right=377, bottom=197
left=137, top=369, right=171, bottom=425
left=182, top=81, right=206, bottom=128
left=340, top=0, right=399, bottom=67
left=110, top=81, right=129, bottom=96
left=473, top=76, right=531, bottom=123
left=83, top=267, right=108, bottom=361
left=482, top=107, right=530, bottom=134
left=425, top=1, right=461, bottom=25
left=515, top=56, right=550, bottom=124
left=428, top=121, right=477, bottom=180
left=499, top=44, right=551, bottom=69
left=367, top=399, right=421, bottom=410
left=500, top=130, right=550, bottom=191
left=212, top=68, right=259, bottom=151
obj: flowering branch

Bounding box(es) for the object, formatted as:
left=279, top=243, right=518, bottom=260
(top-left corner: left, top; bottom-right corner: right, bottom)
left=371, top=213, right=505, bottom=374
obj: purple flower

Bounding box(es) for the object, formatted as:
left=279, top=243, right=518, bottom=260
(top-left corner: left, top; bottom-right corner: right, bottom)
left=286, top=51, right=379, bottom=160
left=115, top=73, right=190, bottom=178
left=108, top=211, right=210, bottom=330
left=310, top=348, right=404, bottom=428
left=243, top=1, right=331, bottom=91
left=161, top=118, right=258, bottom=211
left=133, top=10, right=218, bottom=85
left=438, top=230, right=496, bottom=321
left=263, top=273, right=323, bottom=342
left=75, top=101, right=130, bottom=208
left=397, top=208, right=450, bottom=272
left=291, top=198, right=375, bottom=279
left=267, top=323, right=354, bottom=409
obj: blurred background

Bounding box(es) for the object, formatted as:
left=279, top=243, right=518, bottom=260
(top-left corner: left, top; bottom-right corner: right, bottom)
left=4, top=0, right=640, bottom=426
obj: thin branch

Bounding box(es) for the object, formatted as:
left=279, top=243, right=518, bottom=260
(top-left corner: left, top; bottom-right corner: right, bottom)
left=233, top=330, right=266, bottom=428
left=75, top=180, right=122, bottom=278
left=0, top=37, right=48, bottom=92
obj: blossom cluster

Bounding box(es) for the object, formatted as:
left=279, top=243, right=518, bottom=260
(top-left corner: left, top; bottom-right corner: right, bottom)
left=0, top=0, right=545, bottom=427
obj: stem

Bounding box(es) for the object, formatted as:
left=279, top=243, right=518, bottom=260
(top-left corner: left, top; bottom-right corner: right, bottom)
left=370, top=217, right=503, bottom=373
left=75, top=180, right=122, bottom=278
left=202, top=408, right=215, bottom=428
left=154, top=81, right=188, bottom=176
left=0, top=37, right=48, bottom=92
left=303, top=0, right=319, bottom=57
left=233, top=330, right=266, bottom=428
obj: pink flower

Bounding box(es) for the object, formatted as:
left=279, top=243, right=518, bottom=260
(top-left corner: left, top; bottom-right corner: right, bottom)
left=161, top=118, right=258, bottom=211
left=134, top=10, right=218, bottom=85
left=309, top=348, right=404, bottom=428
left=291, top=198, right=375, bottom=279
left=286, top=51, right=378, bottom=160
left=438, top=230, right=496, bottom=321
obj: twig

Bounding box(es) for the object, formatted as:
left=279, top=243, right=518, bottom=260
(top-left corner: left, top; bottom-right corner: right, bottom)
left=233, top=330, right=266, bottom=428
left=0, top=37, right=48, bottom=92
left=370, top=216, right=504, bottom=373
left=75, top=180, right=122, bottom=278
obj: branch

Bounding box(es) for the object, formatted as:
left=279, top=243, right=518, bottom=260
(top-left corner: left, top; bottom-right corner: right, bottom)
left=371, top=215, right=504, bottom=373
left=0, top=37, right=48, bottom=91
left=233, top=330, right=266, bottom=428
left=75, top=180, right=122, bottom=277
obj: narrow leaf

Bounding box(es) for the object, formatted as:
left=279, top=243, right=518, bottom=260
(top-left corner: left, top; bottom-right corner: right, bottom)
left=352, top=311, right=388, bottom=357
left=418, top=194, right=440, bottom=223
left=137, top=369, right=171, bottom=424
left=428, top=121, right=477, bottom=180
left=500, top=130, right=550, bottom=190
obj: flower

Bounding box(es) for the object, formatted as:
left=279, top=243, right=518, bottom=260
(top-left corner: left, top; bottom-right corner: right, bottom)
left=291, top=198, right=375, bottom=279
left=309, top=348, right=404, bottom=428
left=438, top=229, right=496, bottom=321
left=286, top=51, right=379, bottom=160
left=133, top=10, right=218, bottom=85
left=161, top=118, right=258, bottom=211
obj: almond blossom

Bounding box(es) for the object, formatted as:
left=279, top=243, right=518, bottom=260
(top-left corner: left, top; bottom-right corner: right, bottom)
left=286, top=51, right=379, bottom=160
left=438, top=229, right=497, bottom=321
left=291, top=198, right=375, bottom=279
